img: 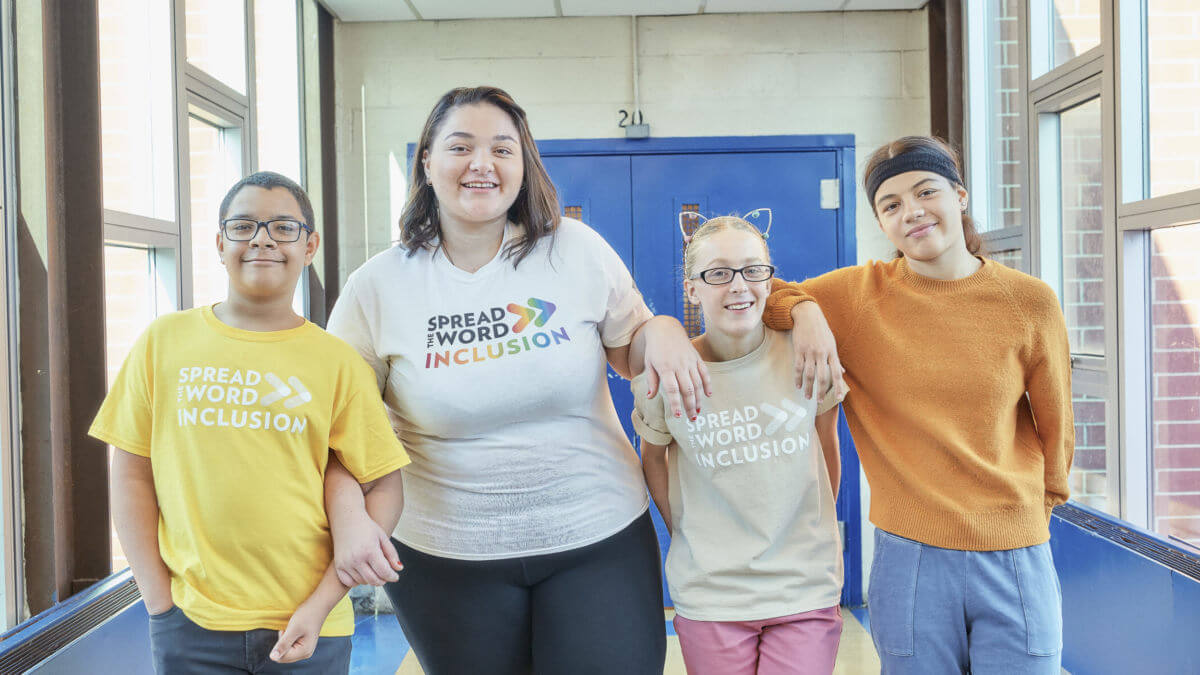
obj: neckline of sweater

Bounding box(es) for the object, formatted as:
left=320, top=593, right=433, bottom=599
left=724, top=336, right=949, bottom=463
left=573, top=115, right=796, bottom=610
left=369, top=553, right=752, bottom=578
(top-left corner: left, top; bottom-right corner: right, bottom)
left=897, top=255, right=995, bottom=293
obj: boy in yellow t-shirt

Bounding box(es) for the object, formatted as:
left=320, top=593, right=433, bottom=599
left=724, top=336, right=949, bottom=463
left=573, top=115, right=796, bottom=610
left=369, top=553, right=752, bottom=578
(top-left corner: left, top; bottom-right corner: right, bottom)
left=89, top=172, right=409, bottom=673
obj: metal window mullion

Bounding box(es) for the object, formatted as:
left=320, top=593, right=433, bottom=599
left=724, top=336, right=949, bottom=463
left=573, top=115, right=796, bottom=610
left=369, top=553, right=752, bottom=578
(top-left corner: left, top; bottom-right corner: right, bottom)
left=1099, top=0, right=1123, bottom=519
left=172, top=0, right=195, bottom=309
left=1117, top=228, right=1151, bottom=527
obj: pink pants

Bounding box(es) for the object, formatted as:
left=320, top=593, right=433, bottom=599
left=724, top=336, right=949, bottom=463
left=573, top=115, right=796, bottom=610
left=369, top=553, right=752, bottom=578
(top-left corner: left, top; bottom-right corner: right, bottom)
left=673, top=605, right=843, bottom=675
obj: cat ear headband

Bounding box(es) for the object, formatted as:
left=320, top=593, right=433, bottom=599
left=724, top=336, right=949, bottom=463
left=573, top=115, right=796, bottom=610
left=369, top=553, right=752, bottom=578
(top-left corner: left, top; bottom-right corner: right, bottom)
left=678, top=208, right=773, bottom=245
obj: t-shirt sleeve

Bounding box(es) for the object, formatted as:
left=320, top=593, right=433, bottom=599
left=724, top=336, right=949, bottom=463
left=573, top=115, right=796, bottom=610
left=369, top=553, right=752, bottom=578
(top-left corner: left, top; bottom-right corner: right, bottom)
left=816, top=389, right=839, bottom=416
left=630, top=375, right=674, bottom=446
left=88, top=328, right=155, bottom=457
left=327, top=273, right=388, bottom=393
left=329, top=358, right=410, bottom=484
left=587, top=226, right=653, bottom=348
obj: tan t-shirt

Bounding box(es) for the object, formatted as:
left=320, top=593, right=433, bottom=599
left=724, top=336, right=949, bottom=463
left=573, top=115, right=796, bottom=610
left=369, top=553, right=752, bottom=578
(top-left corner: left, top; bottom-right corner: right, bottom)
left=631, top=328, right=842, bottom=621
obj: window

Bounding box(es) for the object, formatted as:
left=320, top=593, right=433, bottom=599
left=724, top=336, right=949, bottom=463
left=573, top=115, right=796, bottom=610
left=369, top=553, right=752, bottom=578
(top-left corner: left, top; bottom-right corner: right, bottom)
left=102, top=244, right=160, bottom=572
left=1058, top=97, right=1105, bottom=357
left=1145, top=1, right=1200, bottom=199
left=1148, top=223, right=1200, bottom=549
left=185, top=0, right=248, bottom=94
left=98, top=0, right=175, bottom=220
left=188, top=114, right=245, bottom=308
left=254, top=0, right=302, bottom=182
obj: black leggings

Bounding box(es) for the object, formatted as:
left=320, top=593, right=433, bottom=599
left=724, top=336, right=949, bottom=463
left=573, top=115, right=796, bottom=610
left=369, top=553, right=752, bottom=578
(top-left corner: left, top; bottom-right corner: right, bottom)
left=384, top=510, right=666, bottom=675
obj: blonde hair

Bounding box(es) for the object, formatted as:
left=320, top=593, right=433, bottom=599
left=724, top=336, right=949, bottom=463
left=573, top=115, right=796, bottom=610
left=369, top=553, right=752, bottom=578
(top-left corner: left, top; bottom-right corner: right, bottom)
left=683, top=216, right=771, bottom=280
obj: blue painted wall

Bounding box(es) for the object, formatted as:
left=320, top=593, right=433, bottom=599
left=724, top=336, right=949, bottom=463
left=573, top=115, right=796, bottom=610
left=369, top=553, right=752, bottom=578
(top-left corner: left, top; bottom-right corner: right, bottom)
left=1051, top=508, right=1200, bottom=674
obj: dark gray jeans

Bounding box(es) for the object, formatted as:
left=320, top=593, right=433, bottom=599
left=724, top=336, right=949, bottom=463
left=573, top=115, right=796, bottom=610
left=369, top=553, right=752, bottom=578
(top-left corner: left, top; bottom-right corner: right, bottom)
left=148, top=605, right=352, bottom=674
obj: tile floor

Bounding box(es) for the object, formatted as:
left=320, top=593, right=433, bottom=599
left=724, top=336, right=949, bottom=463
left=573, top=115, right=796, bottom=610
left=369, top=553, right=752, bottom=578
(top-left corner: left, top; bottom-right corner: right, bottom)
left=349, top=608, right=882, bottom=674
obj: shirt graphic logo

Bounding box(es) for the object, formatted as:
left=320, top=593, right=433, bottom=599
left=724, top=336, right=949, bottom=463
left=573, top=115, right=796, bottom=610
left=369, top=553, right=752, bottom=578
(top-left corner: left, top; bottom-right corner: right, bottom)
left=507, top=298, right=556, bottom=333
left=424, top=297, right=570, bottom=369
left=683, top=399, right=812, bottom=469
left=760, top=399, right=807, bottom=434
left=175, top=366, right=311, bottom=434
left=261, top=373, right=313, bottom=408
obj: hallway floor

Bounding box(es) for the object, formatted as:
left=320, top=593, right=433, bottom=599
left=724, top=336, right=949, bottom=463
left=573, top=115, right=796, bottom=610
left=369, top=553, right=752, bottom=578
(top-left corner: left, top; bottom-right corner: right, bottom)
left=349, top=607, right=882, bottom=674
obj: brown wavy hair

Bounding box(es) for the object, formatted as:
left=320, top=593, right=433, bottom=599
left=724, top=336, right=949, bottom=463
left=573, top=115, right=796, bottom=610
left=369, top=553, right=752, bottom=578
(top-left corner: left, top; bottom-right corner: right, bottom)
left=400, top=86, right=560, bottom=266
left=862, top=136, right=985, bottom=258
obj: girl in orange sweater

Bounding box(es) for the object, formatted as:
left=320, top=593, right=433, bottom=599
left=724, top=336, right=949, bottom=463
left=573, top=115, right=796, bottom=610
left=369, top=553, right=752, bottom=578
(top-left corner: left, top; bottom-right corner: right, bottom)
left=764, top=136, right=1073, bottom=674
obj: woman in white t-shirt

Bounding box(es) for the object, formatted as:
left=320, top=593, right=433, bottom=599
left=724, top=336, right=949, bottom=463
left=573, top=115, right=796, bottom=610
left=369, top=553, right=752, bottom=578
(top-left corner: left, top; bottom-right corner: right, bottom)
left=323, top=86, right=708, bottom=674
left=631, top=214, right=845, bottom=675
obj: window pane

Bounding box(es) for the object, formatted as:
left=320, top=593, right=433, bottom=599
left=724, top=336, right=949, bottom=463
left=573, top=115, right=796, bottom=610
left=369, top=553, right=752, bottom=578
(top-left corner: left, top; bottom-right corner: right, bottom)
left=1070, top=393, right=1109, bottom=512
left=1051, top=0, right=1101, bottom=70
left=991, top=248, right=1023, bottom=270
left=254, top=0, right=302, bottom=182
left=189, top=117, right=242, bottom=307
left=103, top=245, right=157, bottom=572
left=982, top=0, right=1023, bottom=232
left=1150, top=223, right=1200, bottom=549
left=186, top=0, right=247, bottom=94
left=99, top=0, right=175, bottom=219
left=1147, top=1, right=1200, bottom=199
left=1059, top=98, right=1105, bottom=357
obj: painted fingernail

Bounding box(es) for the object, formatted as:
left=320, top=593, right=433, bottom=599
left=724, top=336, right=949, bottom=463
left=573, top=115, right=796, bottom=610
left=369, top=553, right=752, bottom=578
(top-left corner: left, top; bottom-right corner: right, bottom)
left=675, top=411, right=681, bottom=418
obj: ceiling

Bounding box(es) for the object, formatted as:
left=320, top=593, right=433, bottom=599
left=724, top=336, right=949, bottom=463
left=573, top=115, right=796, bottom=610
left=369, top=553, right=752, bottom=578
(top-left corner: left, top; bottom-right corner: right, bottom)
left=321, top=0, right=928, bottom=23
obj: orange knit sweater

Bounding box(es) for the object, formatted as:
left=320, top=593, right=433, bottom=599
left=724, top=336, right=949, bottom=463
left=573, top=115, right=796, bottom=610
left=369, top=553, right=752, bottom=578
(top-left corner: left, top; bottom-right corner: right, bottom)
left=764, top=257, right=1074, bottom=551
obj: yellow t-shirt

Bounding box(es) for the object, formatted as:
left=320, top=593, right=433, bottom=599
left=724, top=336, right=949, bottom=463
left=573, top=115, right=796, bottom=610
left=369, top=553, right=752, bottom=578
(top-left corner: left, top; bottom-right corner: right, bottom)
left=88, top=306, right=409, bottom=636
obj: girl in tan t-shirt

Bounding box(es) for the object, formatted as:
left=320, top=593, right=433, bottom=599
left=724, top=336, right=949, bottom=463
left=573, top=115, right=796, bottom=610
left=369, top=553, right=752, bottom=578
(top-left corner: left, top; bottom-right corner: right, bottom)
left=632, top=215, right=845, bottom=675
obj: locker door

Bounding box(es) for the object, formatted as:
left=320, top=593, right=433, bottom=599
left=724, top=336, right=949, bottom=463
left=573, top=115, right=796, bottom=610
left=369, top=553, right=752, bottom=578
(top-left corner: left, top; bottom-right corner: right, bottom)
left=630, top=151, right=840, bottom=323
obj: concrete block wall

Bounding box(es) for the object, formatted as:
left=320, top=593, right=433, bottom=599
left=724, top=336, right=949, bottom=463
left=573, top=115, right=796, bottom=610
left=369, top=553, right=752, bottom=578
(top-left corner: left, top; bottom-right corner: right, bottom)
left=333, top=10, right=932, bottom=287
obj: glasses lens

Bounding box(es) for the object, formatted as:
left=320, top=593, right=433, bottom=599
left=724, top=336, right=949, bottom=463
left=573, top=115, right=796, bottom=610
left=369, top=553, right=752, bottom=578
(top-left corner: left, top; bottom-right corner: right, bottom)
left=224, top=219, right=257, bottom=240
left=743, top=265, right=773, bottom=282
left=702, top=268, right=734, bottom=284
left=268, top=220, right=303, bottom=242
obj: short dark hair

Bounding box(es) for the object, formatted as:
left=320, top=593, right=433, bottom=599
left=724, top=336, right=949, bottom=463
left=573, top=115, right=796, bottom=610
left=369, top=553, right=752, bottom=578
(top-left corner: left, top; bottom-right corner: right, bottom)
left=218, top=171, right=316, bottom=230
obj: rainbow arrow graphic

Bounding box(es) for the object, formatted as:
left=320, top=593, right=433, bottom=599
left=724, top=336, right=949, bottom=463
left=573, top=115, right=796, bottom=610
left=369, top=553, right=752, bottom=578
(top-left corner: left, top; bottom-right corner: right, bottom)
left=507, top=298, right=557, bottom=333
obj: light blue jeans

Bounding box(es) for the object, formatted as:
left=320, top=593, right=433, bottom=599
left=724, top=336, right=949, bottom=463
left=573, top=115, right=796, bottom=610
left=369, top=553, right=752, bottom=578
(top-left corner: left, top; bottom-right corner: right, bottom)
left=867, top=528, right=1063, bottom=674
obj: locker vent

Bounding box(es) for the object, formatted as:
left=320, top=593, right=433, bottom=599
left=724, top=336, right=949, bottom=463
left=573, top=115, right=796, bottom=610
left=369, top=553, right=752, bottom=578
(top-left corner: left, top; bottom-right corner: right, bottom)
left=1053, top=504, right=1200, bottom=581
left=563, top=205, right=582, bottom=221
left=680, top=205, right=704, bottom=338
left=0, top=573, right=141, bottom=672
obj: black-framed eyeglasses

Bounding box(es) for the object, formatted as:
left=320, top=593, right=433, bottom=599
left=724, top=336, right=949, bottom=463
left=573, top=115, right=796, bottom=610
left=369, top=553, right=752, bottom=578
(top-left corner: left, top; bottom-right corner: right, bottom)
left=692, top=264, right=775, bottom=285
left=220, top=218, right=312, bottom=242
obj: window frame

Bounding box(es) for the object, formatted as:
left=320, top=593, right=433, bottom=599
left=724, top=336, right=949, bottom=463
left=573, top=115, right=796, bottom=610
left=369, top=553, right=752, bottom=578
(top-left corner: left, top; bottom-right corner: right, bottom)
left=0, top=0, right=23, bottom=631
left=967, top=0, right=1200, bottom=535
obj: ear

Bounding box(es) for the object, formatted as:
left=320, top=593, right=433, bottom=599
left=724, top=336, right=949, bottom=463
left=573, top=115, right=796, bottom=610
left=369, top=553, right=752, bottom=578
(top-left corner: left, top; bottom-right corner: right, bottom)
left=421, top=149, right=431, bottom=181
left=956, top=184, right=969, bottom=211
left=303, top=230, right=320, bottom=266
left=683, top=278, right=701, bottom=306
left=215, top=231, right=227, bottom=265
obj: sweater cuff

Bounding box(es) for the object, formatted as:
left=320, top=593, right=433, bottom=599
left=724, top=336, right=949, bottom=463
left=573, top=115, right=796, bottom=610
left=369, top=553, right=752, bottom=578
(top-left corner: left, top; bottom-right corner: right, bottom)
left=763, top=279, right=814, bottom=331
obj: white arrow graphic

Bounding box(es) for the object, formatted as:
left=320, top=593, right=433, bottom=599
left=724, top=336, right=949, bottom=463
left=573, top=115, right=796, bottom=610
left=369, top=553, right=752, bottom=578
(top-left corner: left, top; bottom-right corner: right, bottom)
left=761, top=402, right=787, bottom=435
left=780, top=399, right=808, bottom=431
left=284, top=376, right=312, bottom=409
left=260, top=372, right=292, bottom=405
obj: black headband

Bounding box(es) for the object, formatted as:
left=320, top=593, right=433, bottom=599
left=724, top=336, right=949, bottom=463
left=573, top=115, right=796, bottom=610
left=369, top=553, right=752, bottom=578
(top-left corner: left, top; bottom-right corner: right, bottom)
left=865, top=148, right=963, bottom=208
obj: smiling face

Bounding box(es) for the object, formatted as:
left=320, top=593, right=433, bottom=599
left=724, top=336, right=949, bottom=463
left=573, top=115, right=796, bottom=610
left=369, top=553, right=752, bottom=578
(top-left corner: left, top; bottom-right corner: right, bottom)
left=685, top=229, right=772, bottom=339
left=872, top=170, right=970, bottom=264
left=422, top=102, right=525, bottom=233
left=216, top=186, right=318, bottom=303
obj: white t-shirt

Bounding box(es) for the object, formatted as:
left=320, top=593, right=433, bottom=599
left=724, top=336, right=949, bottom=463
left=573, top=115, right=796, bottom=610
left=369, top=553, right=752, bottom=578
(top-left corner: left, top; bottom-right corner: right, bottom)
left=327, top=218, right=652, bottom=559
left=632, top=328, right=843, bottom=621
